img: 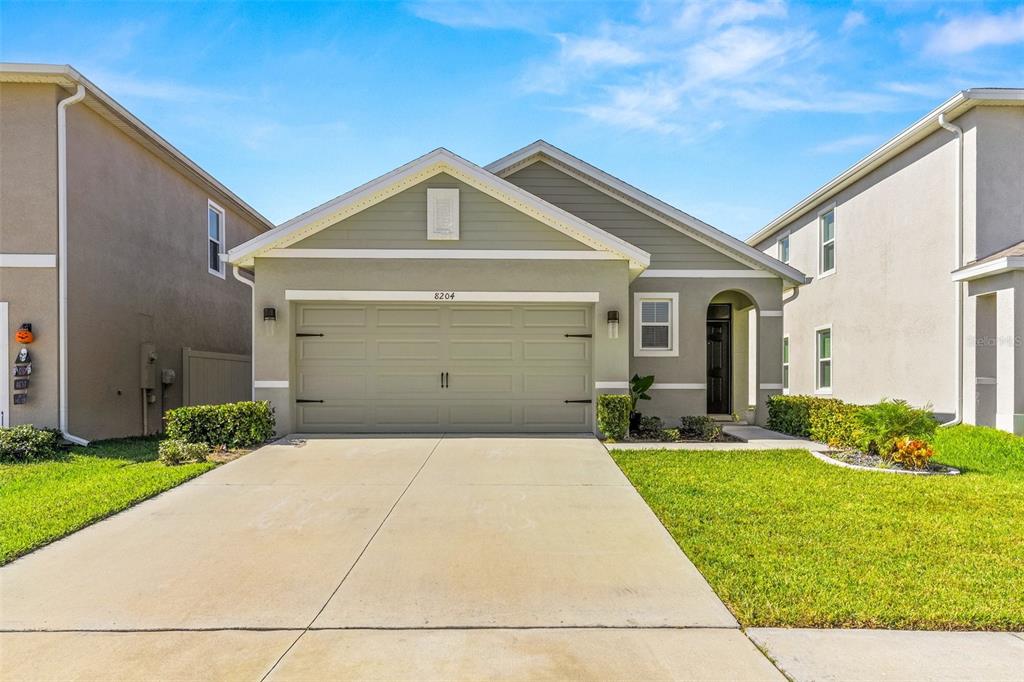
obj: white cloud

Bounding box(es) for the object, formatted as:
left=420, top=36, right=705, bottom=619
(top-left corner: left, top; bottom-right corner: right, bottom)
left=406, top=0, right=554, bottom=32
left=685, top=25, right=809, bottom=85
left=840, top=11, right=867, bottom=33
left=923, top=6, right=1024, bottom=55
left=88, top=71, right=235, bottom=102
left=707, top=0, right=787, bottom=29
left=811, top=133, right=884, bottom=154
left=557, top=35, right=646, bottom=66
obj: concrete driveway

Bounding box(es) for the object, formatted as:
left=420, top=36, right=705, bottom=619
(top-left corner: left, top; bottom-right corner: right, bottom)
left=0, top=435, right=780, bottom=681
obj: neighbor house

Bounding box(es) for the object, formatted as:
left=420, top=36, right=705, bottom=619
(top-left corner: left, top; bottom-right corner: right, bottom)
left=747, top=89, right=1023, bottom=435
left=227, top=141, right=805, bottom=434
left=0, top=64, right=273, bottom=441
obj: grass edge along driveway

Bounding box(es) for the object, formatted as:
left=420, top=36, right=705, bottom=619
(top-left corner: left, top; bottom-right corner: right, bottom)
left=610, top=425, right=1023, bottom=631
left=0, top=438, right=214, bottom=565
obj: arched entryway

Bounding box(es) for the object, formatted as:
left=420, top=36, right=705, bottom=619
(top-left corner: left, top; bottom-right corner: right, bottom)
left=706, top=290, right=758, bottom=419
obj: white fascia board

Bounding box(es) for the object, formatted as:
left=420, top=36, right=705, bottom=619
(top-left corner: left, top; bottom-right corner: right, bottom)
left=284, top=290, right=601, bottom=303
left=747, top=89, right=1024, bottom=247
left=639, top=269, right=776, bottom=279
left=951, top=257, right=1024, bottom=282
left=263, top=249, right=619, bottom=260
left=486, top=141, right=808, bottom=285
left=228, top=148, right=650, bottom=273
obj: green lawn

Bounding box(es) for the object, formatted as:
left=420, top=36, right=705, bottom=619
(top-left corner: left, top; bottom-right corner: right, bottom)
left=611, top=424, right=1024, bottom=631
left=0, top=438, right=214, bottom=565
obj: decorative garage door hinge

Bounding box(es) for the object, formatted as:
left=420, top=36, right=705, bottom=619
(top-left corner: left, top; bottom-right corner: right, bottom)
left=295, top=399, right=324, bottom=403
left=564, top=399, right=592, bottom=404
left=563, top=333, right=592, bottom=338
left=295, top=333, right=324, bottom=337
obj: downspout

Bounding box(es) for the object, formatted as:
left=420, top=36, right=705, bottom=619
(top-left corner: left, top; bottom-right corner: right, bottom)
left=57, top=85, right=90, bottom=446
left=938, top=113, right=964, bottom=427
left=231, top=265, right=255, bottom=400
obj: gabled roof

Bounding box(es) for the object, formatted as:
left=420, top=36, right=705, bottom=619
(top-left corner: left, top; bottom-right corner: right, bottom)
left=747, top=88, right=1024, bottom=247
left=228, top=147, right=652, bottom=274
left=952, top=239, right=1024, bottom=282
left=0, top=63, right=273, bottom=230
left=486, top=140, right=807, bottom=286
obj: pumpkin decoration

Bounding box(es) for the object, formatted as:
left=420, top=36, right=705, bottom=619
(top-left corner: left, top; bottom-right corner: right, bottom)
left=14, top=324, right=33, bottom=344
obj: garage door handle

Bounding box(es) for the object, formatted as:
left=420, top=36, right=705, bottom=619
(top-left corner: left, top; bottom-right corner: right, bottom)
left=564, top=399, right=592, bottom=404
left=295, top=333, right=324, bottom=337
left=564, top=333, right=592, bottom=338
left=296, top=399, right=323, bottom=403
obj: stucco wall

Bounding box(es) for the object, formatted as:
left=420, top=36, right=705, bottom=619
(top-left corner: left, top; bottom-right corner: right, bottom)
left=251, top=258, right=631, bottom=434
left=754, top=120, right=962, bottom=415
left=64, top=101, right=266, bottom=439
left=971, top=106, right=1024, bottom=260
left=628, top=276, right=783, bottom=425
left=0, top=83, right=61, bottom=428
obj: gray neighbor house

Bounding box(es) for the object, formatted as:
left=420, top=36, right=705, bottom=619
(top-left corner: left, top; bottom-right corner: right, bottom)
left=748, top=88, right=1023, bottom=435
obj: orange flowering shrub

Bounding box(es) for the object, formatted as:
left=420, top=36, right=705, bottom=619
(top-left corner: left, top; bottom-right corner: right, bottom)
left=890, top=437, right=935, bottom=470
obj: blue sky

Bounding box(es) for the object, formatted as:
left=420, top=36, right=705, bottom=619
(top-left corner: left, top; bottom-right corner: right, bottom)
left=2, top=1, right=1022, bottom=238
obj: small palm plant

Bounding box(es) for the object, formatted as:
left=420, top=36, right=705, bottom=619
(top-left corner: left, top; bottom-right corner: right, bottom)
left=629, top=374, right=655, bottom=432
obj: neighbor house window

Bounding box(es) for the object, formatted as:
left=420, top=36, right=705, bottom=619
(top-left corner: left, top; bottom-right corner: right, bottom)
left=783, top=336, right=790, bottom=394
left=819, top=208, right=835, bottom=275
left=208, top=200, right=225, bottom=278
left=779, top=233, right=790, bottom=264
left=815, top=327, right=832, bottom=393
left=634, top=292, right=679, bottom=357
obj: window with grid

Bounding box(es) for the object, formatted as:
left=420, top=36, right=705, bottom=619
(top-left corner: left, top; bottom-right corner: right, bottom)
left=816, top=328, right=832, bottom=391
left=640, top=299, right=672, bottom=350
left=819, top=209, right=835, bottom=274
left=208, top=202, right=225, bottom=277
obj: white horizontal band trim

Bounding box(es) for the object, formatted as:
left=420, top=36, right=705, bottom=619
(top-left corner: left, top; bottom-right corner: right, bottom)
left=595, top=381, right=629, bottom=389
left=759, top=310, right=783, bottom=317
left=265, top=248, right=618, bottom=261
left=639, top=269, right=776, bottom=279
left=975, top=377, right=997, bottom=385
left=952, top=256, right=1024, bottom=282
left=254, top=380, right=289, bottom=389
left=285, top=290, right=601, bottom=303
left=652, top=383, right=705, bottom=390
left=760, top=383, right=784, bottom=390
left=0, top=253, right=56, bottom=268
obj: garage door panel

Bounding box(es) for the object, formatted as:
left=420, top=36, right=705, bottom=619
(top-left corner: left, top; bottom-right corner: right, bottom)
left=522, top=340, right=589, bottom=361
left=377, top=340, right=442, bottom=361
left=298, top=339, right=366, bottom=361
left=448, top=340, right=515, bottom=361
left=294, top=303, right=592, bottom=433
left=299, top=306, right=366, bottom=328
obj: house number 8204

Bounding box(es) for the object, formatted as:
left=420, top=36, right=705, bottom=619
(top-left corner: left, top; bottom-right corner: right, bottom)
left=434, top=292, right=456, bottom=300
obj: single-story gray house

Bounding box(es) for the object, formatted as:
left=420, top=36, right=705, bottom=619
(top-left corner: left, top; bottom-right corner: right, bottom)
left=228, top=142, right=806, bottom=434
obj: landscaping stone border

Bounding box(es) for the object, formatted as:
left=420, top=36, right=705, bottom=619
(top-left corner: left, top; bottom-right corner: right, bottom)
left=810, top=449, right=960, bottom=476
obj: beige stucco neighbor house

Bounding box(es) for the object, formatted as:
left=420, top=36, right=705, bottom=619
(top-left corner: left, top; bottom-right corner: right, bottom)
left=1, top=64, right=272, bottom=441
left=228, top=142, right=805, bottom=434
left=748, top=89, right=1024, bottom=435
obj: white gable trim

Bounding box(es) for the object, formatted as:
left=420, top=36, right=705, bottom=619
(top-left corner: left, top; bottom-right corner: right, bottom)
left=486, top=141, right=807, bottom=285
left=264, top=249, right=618, bottom=260
left=228, top=148, right=650, bottom=275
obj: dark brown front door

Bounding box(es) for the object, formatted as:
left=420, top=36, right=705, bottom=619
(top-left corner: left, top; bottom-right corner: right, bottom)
left=706, top=304, right=732, bottom=415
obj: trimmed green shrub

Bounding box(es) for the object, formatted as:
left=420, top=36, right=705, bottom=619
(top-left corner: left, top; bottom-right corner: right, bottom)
left=165, top=401, right=275, bottom=449
left=662, top=428, right=680, bottom=442
left=808, top=399, right=862, bottom=448
left=678, top=415, right=723, bottom=441
left=597, top=394, right=630, bottom=441
left=158, top=439, right=210, bottom=465
left=633, top=415, right=666, bottom=441
left=854, top=398, right=938, bottom=456
left=766, top=395, right=817, bottom=437
left=0, top=425, right=62, bottom=463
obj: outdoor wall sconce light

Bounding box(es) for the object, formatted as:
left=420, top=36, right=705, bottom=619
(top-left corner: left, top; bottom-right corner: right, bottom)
left=607, top=310, right=620, bottom=339
left=263, top=307, right=277, bottom=336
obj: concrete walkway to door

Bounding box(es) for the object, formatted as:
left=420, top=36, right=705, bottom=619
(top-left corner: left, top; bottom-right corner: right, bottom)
left=0, top=435, right=781, bottom=680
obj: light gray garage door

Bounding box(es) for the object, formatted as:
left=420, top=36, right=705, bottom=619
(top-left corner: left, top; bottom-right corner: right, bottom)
left=294, top=303, right=593, bottom=432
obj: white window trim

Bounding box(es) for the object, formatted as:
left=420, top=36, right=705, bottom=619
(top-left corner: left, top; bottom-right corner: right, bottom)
left=817, top=205, right=836, bottom=278
left=633, top=292, right=679, bottom=357
left=814, top=324, right=832, bottom=395
left=778, top=230, right=791, bottom=265
left=782, top=335, right=790, bottom=395
left=208, top=200, right=226, bottom=279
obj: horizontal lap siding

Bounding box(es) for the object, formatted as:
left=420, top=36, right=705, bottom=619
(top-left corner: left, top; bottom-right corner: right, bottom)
left=505, top=161, right=750, bottom=270
left=292, top=172, right=590, bottom=251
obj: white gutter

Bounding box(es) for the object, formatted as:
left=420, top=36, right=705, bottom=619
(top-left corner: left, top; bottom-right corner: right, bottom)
left=231, top=265, right=256, bottom=400
left=57, top=84, right=89, bottom=446
left=937, top=113, right=964, bottom=428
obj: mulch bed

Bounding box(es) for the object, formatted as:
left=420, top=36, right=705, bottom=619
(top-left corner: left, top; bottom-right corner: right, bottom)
left=822, top=449, right=959, bottom=474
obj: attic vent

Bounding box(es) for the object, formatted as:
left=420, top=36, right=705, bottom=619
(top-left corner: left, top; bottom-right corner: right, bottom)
left=427, top=188, right=460, bottom=240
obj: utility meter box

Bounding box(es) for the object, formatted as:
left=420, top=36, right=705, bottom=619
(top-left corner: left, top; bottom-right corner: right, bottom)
left=140, top=343, right=157, bottom=390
